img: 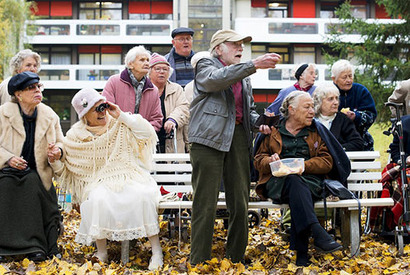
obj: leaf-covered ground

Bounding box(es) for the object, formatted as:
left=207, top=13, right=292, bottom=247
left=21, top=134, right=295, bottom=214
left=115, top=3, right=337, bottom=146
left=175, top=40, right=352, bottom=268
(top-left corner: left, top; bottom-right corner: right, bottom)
left=1, top=209, right=410, bottom=275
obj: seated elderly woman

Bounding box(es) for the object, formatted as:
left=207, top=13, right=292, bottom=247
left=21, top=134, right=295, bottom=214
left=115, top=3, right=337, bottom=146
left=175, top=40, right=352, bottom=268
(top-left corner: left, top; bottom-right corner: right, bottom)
left=254, top=91, right=350, bottom=266
left=148, top=53, right=189, bottom=153
left=331, top=59, right=377, bottom=151
left=50, top=88, right=163, bottom=270
left=0, top=72, right=63, bottom=262
left=313, top=82, right=364, bottom=151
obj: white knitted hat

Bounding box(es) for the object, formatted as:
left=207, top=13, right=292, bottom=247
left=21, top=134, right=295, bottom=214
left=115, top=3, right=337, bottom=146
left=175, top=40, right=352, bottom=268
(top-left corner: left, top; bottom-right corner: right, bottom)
left=72, top=88, right=106, bottom=119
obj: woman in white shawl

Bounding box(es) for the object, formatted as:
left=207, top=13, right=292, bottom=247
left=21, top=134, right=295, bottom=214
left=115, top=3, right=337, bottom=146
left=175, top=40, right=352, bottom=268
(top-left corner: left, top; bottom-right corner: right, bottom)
left=49, top=88, right=163, bottom=270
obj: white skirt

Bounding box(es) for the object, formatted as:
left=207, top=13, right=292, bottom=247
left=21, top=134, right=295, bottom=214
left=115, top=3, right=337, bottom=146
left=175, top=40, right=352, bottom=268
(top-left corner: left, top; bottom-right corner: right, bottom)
left=75, top=177, right=161, bottom=245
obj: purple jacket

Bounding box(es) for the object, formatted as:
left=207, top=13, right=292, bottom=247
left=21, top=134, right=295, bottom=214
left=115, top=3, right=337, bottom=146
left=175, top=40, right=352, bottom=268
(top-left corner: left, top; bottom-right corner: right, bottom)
left=103, top=69, right=163, bottom=132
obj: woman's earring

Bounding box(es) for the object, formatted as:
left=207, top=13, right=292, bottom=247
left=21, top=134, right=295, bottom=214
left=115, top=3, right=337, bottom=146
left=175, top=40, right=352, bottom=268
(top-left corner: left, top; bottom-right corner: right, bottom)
left=18, top=97, right=23, bottom=102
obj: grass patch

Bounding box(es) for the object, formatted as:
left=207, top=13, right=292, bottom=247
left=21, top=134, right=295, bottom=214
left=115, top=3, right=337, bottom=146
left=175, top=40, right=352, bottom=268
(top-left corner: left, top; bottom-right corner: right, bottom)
left=369, top=123, right=393, bottom=168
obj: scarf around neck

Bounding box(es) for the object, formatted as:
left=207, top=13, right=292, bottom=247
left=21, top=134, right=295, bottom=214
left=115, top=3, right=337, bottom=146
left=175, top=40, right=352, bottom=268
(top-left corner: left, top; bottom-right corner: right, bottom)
left=317, top=113, right=337, bottom=130
left=128, top=68, right=146, bottom=114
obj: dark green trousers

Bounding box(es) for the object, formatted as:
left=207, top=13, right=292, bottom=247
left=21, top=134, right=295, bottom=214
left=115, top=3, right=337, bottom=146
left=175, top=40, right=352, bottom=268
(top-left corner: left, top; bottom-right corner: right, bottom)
left=190, top=125, right=250, bottom=264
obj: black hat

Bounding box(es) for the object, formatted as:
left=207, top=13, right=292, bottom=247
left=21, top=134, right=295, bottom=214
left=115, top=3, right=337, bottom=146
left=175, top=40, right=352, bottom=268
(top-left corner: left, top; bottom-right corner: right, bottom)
left=171, top=27, right=194, bottom=38
left=8, top=71, right=40, bottom=95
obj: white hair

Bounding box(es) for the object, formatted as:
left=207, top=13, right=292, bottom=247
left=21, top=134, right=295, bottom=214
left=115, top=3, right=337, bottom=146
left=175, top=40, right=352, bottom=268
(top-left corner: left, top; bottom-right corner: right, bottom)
left=312, top=83, right=340, bottom=115
left=124, top=46, right=150, bottom=68
left=293, top=63, right=316, bottom=80
left=279, top=90, right=312, bottom=119
left=331, top=59, right=354, bottom=80
left=9, top=49, right=41, bottom=75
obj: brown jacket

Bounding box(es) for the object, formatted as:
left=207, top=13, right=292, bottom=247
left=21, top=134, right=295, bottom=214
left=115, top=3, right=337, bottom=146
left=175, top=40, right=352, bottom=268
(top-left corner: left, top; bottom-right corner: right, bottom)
left=0, top=102, right=64, bottom=190
left=254, top=125, right=333, bottom=200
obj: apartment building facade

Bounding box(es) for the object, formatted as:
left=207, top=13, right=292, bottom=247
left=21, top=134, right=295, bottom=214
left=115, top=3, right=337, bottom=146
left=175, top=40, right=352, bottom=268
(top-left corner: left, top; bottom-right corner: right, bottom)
left=27, top=0, right=394, bottom=131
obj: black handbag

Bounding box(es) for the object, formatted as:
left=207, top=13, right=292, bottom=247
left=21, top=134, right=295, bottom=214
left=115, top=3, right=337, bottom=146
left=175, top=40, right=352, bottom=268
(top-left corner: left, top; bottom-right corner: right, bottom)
left=322, top=179, right=361, bottom=236
left=1, top=166, right=31, bottom=177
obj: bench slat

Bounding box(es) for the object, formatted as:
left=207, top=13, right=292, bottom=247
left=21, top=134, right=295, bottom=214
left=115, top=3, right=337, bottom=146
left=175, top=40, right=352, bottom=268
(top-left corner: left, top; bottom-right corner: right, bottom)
left=348, top=183, right=382, bottom=191
left=158, top=198, right=394, bottom=209
left=345, top=151, right=380, bottom=160
left=347, top=172, right=381, bottom=181
left=153, top=153, right=190, bottom=162
left=350, top=161, right=381, bottom=170
left=152, top=163, right=192, bottom=172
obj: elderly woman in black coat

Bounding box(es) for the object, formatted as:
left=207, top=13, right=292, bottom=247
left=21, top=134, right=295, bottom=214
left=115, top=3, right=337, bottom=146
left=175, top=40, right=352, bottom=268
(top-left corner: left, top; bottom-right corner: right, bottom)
left=313, top=82, right=364, bottom=151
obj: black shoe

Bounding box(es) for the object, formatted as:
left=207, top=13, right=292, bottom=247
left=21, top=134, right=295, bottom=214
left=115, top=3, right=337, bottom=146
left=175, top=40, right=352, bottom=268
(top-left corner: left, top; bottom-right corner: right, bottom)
left=296, top=251, right=311, bottom=267
left=27, top=252, right=46, bottom=262
left=0, top=255, right=6, bottom=263
left=314, top=239, right=342, bottom=253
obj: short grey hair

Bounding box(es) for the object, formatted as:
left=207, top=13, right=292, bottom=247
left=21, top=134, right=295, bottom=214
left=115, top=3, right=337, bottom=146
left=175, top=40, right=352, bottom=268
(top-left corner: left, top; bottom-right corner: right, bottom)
left=331, top=59, right=354, bottom=80
left=124, top=46, right=150, bottom=68
left=9, top=49, right=41, bottom=75
left=279, top=90, right=311, bottom=119
left=210, top=43, right=228, bottom=58
left=312, top=83, right=340, bottom=115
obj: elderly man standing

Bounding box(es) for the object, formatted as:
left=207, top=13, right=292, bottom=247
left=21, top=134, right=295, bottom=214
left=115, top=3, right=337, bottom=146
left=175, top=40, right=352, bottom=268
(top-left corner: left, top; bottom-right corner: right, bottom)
left=165, top=27, right=195, bottom=87
left=188, top=29, right=281, bottom=265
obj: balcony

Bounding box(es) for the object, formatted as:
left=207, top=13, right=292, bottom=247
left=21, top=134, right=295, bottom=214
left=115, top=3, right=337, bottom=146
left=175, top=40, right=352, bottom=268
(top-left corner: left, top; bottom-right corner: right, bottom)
left=235, top=17, right=402, bottom=44
left=38, top=64, right=333, bottom=90
left=38, top=64, right=124, bottom=90
left=28, top=19, right=173, bottom=45
left=250, top=64, right=332, bottom=90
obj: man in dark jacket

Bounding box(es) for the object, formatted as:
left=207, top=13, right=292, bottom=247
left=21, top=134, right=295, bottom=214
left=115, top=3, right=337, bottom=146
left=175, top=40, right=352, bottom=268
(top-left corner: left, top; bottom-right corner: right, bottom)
left=188, top=29, right=280, bottom=265
left=165, top=27, right=195, bottom=87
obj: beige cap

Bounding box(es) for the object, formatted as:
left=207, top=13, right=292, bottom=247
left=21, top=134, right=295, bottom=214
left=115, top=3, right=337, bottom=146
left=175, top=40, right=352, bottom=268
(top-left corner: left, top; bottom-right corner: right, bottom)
left=209, top=29, right=252, bottom=51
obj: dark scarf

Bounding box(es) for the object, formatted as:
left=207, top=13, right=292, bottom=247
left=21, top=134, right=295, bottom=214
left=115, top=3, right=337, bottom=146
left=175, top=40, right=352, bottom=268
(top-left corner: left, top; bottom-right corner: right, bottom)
left=128, top=69, right=146, bottom=114
left=18, top=104, right=37, bottom=169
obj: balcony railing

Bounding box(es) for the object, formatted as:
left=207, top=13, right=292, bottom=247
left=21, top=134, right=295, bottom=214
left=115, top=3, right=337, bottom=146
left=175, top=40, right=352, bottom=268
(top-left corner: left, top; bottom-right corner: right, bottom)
left=38, top=64, right=334, bottom=90
left=28, top=19, right=173, bottom=45
left=235, top=17, right=402, bottom=44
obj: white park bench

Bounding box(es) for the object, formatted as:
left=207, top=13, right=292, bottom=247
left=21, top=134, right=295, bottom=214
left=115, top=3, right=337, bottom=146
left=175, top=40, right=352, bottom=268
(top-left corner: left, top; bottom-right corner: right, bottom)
left=119, top=151, right=394, bottom=263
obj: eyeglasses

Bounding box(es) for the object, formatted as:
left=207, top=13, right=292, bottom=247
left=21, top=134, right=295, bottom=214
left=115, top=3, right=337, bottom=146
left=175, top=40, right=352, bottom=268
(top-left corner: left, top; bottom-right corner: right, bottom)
left=153, top=67, right=170, bottom=73
left=24, top=83, right=44, bottom=92
left=174, top=37, right=193, bottom=42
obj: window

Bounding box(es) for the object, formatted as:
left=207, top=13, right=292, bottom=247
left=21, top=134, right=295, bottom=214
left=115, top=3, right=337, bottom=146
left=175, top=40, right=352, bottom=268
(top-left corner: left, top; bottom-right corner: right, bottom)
left=189, top=0, right=223, bottom=52
left=294, top=46, right=315, bottom=64
left=129, top=0, right=173, bottom=20
left=78, top=45, right=122, bottom=65
left=251, top=45, right=290, bottom=64
left=32, top=1, right=73, bottom=19
left=320, top=1, right=368, bottom=19
left=79, top=2, right=122, bottom=20
left=34, top=46, right=71, bottom=64
left=251, top=0, right=289, bottom=18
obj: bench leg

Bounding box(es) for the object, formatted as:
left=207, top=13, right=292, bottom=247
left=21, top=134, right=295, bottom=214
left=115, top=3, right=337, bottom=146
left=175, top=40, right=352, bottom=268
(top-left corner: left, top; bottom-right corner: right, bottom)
left=121, top=240, right=130, bottom=264
left=340, top=209, right=360, bottom=256
left=349, top=209, right=361, bottom=257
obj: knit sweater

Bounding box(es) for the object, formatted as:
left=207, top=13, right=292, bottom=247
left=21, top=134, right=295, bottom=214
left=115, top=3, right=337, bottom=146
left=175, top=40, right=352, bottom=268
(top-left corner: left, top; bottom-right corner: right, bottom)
left=53, top=112, right=158, bottom=204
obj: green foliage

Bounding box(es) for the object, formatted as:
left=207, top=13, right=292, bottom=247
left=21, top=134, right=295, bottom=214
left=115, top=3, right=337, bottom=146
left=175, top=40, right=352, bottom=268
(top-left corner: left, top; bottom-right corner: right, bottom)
left=324, top=0, right=410, bottom=123
left=0, top=0, right=34, bottom=81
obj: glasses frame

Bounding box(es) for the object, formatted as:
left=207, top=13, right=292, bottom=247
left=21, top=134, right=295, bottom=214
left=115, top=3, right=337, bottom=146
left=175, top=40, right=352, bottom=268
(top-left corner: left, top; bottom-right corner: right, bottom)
left=23, top=83, right=44, bottom=92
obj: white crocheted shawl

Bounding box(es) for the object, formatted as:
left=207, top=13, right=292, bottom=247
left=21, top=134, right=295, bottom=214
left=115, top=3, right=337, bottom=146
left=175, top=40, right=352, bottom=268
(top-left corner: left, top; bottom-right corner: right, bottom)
left=57, top=112, right=158, bottom=203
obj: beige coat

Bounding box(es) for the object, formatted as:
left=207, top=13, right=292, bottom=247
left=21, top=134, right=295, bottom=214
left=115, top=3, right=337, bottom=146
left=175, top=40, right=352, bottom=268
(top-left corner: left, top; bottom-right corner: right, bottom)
left=0, top=77, right=12, bottom=105
left=0, top=102, right=64, bottom=190
left=163, top=81, right=190, bottom=153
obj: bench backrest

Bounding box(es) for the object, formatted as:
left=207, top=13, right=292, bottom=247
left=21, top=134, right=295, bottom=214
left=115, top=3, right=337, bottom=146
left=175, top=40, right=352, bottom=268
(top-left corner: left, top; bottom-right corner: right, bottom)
left=152, top=152, right=382, bottom=193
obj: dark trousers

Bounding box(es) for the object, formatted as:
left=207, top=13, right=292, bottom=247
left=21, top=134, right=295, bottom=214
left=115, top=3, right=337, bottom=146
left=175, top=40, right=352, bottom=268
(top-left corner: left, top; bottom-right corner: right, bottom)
left=281, top=175, right=319, bottom=253
left=190, top=125, right=250, bottom=264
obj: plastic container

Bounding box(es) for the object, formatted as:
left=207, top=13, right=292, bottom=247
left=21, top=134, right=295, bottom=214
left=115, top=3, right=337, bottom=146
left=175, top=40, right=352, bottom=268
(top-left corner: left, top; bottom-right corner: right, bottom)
left=270, top=158, right=304, bottom=177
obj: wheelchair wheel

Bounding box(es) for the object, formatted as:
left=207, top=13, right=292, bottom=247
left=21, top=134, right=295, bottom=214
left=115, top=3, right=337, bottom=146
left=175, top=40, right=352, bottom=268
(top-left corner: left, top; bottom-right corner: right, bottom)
left=248, top=210, right=261, bottom=228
